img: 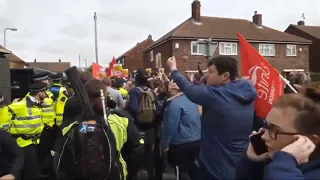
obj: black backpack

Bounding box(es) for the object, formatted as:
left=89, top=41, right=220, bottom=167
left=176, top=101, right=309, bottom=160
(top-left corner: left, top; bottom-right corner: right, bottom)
left=64, top=116, right=123, bottom=180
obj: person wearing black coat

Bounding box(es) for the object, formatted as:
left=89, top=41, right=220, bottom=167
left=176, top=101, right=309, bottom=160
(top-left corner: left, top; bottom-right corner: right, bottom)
left=0, top=129, right=24, bottom=180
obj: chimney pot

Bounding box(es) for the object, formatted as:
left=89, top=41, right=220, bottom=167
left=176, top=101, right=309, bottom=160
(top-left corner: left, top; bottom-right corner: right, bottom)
left=58, top=59, right=61, bottom=62
left=192, top=0, right=201, bottom=23
left=148, top=34, right=152, bottom=39
left=253, top=11, right=262, bottom=26
left=297, top=20, right=305, bottom=25
left=34, top=58, right=36, bottom=62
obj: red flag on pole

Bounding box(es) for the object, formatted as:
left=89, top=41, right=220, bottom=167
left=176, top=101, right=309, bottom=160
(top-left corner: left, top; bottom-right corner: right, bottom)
left=107, top=57, right=117, bottom=76
left=238, top=33, right=284, bottom=118
left=92, top=63, right=104, bottom=79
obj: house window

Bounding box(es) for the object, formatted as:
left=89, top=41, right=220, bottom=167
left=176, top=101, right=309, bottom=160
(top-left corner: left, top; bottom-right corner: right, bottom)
left=191, top=41, right=201, bottom=55
left=150, top=50, right=154, bottom=62
left=219, top=42, right=237, bottom=55
left=259, top=44, right=275, bottom=56
left=286, top=45, right=297, bottom=56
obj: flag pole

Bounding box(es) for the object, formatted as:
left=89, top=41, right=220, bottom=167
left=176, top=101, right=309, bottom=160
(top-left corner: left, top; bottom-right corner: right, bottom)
left=279, top=75, right=298, bottom=93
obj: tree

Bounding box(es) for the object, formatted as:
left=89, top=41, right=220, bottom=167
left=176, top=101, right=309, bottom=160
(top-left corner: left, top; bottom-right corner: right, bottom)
left=86, top=65, right=92, bottom=73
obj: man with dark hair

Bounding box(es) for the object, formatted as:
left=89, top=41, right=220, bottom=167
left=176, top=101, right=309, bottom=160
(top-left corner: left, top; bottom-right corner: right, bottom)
left=126, top=68, right=158, bottom=180
left=167, top=56, right=257, bottom=180
left=55, top=79, right=144, bottom=180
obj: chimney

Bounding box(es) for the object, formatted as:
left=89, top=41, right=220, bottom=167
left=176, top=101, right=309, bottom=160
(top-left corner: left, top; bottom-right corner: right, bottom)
left=252, top=11, right=262, bottom=26
left=297, top=20, right=305, bottom=25
left=34, top=58, right=36, bottom=62
left=58, top=59, right=61, bottom=62
left=148, top=34, right=152, bottom=40
left=192, top=0, right=201, bottom=23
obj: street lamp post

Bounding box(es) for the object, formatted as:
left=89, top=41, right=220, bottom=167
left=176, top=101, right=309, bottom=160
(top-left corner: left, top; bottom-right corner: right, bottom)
left=94, top=12, right=99, bottom=64
left=84, top=59, right=88, bottom=69
left=4, top=28, right=18, bottom=48
left=196, top=38, right=217, bottom=60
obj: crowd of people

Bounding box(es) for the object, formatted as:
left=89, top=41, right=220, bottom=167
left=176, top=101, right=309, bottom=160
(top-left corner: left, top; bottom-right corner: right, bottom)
left=0, top=55, right=320, bottom=180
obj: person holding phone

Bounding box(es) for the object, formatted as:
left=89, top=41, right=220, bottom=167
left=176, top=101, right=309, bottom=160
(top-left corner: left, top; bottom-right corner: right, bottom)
left=236, top=86, right=320, bottom=179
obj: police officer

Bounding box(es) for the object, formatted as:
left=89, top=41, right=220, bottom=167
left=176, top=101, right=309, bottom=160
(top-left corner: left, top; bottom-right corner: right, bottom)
left=31, top=73, right=58, bottom=178
left=49, top=73, right=69, bottom=101
left=49, top=73, right=70, bottom=127
left=7, top=81, right=46, bottom=180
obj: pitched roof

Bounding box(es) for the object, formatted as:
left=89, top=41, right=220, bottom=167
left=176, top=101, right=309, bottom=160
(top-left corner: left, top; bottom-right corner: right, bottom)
left=289, top=24, right=320, bottom=40
left=0, top=45, right=29, bottom=66
left=27, top=62, right=70, bottom=72
left=143, top=16, right=311, bottom=52
left=117, top=36, right=154, bottom=59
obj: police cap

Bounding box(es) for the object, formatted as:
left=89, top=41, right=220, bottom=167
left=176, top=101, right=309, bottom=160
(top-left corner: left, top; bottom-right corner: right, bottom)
left=50, top=73, right=63, bottom=81
left=32, top=72, right=49, bottom=82
left=29, top=81, right=47, bottom=92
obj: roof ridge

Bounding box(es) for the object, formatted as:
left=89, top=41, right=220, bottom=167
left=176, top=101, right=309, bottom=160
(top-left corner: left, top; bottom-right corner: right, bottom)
left=117, top=37, right=154, bottom=59
left=141, top=17, right=192, bottom=52
left=292, top=24, right=320, bottom=28
left=201, top=16, right=249, bottom=21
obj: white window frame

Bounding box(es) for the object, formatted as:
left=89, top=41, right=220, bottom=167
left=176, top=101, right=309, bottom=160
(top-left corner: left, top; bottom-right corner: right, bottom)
left=286, top=45, right=297, bottom=56
left=259, top=44, right=275, bottom=56
left=219, top=42, right=237, bottom=55
left=191, top=41, right=201, bottom=55
left=150, top=50, right=154, bottom=62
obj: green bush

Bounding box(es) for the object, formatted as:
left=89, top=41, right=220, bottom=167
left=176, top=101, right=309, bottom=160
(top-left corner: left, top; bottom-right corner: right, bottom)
left=310, top=72, right=320, bottom=82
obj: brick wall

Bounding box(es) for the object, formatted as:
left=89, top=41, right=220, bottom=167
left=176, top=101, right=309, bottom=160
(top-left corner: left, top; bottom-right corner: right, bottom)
left=121, top=38, right=154, bottom=73
left=143, top=39, right=309, bottom=75
left=285, top=26, right=319, bottom=72
left=143, top=40, right=173, bottom=74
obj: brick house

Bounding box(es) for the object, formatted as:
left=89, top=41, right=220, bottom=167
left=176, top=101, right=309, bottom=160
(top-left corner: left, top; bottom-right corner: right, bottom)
left=141, top=0, right=311, bottom=77
left=285, top=21, right=320, bottom=72
left=0, top=45, right=29, bottom=68
left=116, top=35, right=154, bottom=73
left=27, top=59, right=70, bottom=72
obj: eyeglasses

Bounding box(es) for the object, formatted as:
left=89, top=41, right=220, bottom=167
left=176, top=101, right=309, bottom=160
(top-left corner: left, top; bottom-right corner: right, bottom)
left=263, top=121, right=300, bottom=140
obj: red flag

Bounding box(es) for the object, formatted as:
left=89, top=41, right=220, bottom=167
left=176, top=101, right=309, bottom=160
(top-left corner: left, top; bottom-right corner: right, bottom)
left=107, top=57, right=117, bottom=76
left=238, top=33, right=284, bottom=118
left=92, top=63, right=105, bottom=79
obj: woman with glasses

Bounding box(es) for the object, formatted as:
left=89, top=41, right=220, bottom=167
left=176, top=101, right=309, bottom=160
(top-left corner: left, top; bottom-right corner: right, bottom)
left=236, top=86, right=320, bottom=180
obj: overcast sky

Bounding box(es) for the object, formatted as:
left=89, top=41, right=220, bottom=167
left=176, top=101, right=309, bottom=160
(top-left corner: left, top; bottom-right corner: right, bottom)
left=0, top=0, right=319, bottom=67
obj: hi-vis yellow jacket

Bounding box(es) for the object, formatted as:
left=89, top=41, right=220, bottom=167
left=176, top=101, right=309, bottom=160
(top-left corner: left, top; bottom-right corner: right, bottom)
left=0, top=106, right=12, bottom=131
left=54, top=93, right=69, bottom=126
left=26, top=91, right=56, bottom=127
left=7, top=97, right=44, bottom=147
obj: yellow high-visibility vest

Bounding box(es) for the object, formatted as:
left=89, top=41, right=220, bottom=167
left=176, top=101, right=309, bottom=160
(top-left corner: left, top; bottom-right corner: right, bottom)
left=8, top=97, right=44, bottom=147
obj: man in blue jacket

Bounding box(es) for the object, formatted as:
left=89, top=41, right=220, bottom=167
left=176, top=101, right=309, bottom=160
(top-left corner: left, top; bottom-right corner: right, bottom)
left=167, top=56, right=257, bottom=180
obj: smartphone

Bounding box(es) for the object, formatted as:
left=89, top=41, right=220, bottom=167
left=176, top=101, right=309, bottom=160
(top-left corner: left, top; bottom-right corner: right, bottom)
left=250, top=133, right=268, bottom=155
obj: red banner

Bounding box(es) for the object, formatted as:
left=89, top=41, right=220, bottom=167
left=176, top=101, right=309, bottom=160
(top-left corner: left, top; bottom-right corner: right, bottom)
left=92, top=63, right=105, bottom=79
left=107, top=57, right=117, bottom=76
left=238, top=33, right=284, bottom=118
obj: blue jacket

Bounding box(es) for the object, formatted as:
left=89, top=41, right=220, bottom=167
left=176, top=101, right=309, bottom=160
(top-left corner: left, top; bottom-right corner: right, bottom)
left=126, top=85, right=158, bottom=131
left=236, top=151, right=320, bottom=179
left=171, top=70, right=257, bottom=179
left=162, top=93, right=201, bottom=149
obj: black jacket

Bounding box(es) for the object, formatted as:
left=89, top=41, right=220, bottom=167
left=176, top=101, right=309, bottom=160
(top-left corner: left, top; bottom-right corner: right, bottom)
left=54, top=110, right=143, bottom=180
left=0, top=130, right=24, bottom=178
